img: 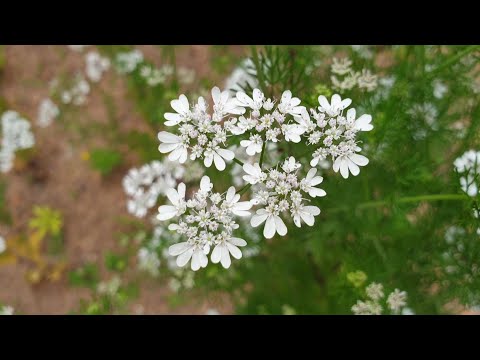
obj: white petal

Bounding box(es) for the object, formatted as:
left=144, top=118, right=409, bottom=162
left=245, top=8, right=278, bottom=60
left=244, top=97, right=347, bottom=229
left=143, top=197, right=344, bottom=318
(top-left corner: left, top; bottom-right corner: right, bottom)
left=159, top=143, right=179, bottom=154
left=306, top=168, right=317, bottom=181
left=157, top=205, right=177, bottom=220
left=318, top=95, right=330, bottom=110
left=346, top=108, right=356, bottom=122
left=220, top=246, right=231, bottom=269
left=176, top=247, right=194, bottom=267
left=169, top=242, right=190, bottom=256
left=158, top=131, right=180, bottom=143
left=309, top=188, right=327, bottom=198
left=341, top=98, right=352, bottom=109
left=340, top=159, right=350, bottom=179
left=281, top=90, right=292, bottom=103
left=350, top=154, right=369, bottom=166
left=165, top=188, right=180, bottom=204
left=213, top=153, right=226, bottom=171
left=355, top=114, right=373, bottom=131
left=251, top=213, right=269, bottom=228
left=264, top=216, right=276, bottom=239
left=164, top=112, right=182, bottom=123
left=217, top=148, right=234, bottom=161
left=300, top=212, right=315, bottom=226
left=274, top=216, right=287, bottom=236
left=347, top=158, right=360, bottom=176
left=200, top=176, right=212, bottom=192
left=226, top=242, right=242, bottom=260
left=230, top=237, right=247, bottom=247
left=226, top=186, right=236, bottom=203
left=204, top=155, right=213, bottom=168
left=211, top=86, right=221, bottom=104
left=305, top=205, right=321, bottom=216
left=177, top=183, right=186, bottom=199
left=211, top=244, right=223, bottom=264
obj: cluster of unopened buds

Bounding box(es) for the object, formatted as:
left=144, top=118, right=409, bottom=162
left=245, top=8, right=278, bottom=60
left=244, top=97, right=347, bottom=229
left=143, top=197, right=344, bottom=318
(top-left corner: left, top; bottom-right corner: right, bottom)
left=157, top=86, right=373, bottom=270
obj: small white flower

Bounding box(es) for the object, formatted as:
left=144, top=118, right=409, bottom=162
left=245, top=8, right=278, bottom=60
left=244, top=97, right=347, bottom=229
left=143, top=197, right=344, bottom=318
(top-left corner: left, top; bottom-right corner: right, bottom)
left=366, top=282, right=384, bottom=301
left=158, top=131, right=188, bottom=163
left=300, top=168, right=327, bottom=198
left=242, top=163, right=267, bottom=184
left=164, top=94, right=192, bottom=126
left=318, top=94, right=352, bottom=117
left=346, top=108, right=373, bottom=132
left=157, top=183, right=187, bottom=220
left=235, top=89, right=265, bottom=111
left=37, top=99, right=59, bottom=128
left=387, top=289, right=407, bottom=312
left=281, top=157, right=301, bottom=173
left=203, top=147, right=234, bottom=171
left=211, top=86, right=245, bottom=119
left=240, top=134, right=263, bottom=156
left=169, top=241, right=208, bottom=271
left=211, top=236, right=247, bottom=269
left=278, top=90, right=305, bottom=116
left=251, top=208, right=287, bottom=239
left=223, top=186, right=252, bottom=217
left=333, top=153, right=369, bottom=179
left=291, top=204, right=321, bottom=227
left=331, top=57, right=353, bottom=76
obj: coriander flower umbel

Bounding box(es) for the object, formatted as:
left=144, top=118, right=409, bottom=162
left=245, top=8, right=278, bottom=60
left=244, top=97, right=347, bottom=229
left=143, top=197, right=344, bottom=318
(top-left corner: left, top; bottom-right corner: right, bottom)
left=37, top=98, right=59, bottom=128
left=159, top=176, right=252, bottom=270
left=154, top=86, right=373, bottom=267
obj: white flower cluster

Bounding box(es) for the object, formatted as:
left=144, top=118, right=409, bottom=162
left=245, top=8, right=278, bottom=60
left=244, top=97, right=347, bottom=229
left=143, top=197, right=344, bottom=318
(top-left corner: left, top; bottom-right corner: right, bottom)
left=123, top=159, right=185, bottom=218
left=156, top=86, right=373, bottom=270
left=85, top=51, right=110, bottom=83
left=160, top=176, right=252, bottom=270
left=0, top=111, right=35, bottom=173
left=0, top=305, right=14, bottom=315
left=37, top=98, right=59, bottom=128
left=0, top=235, right=6, bottom=254
left=139, top=64, right=195, bottom=87
left=115, top=49, right=144, bottom=74
left=352, top=282, right=412, bottom=315
left=68, top=45, right=90, bottom=52
left=137, top=247, right=161, bottom=277
left=331, top=57, right=378, bottom=92
left=454, top=150, right=480, bottom=197
left=61, top=74, right=90, bottom=106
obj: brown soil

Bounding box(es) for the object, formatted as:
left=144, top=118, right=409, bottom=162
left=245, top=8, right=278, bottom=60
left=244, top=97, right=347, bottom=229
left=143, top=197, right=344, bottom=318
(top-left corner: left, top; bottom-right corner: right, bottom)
left=0, top=45, right=242, bottom=314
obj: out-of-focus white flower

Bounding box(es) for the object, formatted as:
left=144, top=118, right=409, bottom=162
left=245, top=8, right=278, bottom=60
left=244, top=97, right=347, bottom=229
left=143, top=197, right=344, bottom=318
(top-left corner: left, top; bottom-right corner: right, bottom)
left=85, top=51, right=110, bottom=82
left=37, top=98, right=59, bottom=128
left=331, top=57, right=353, bottom=76
left=115, top=49, right=144, bottom=74
left=433, top=80, right=448, bottom=99
left=357, top=69, right=378, bottom=92
left=137, top=247, right=161, bottom=277
left=387, top=289, right=408, bottom=313
left=0, top=306, right=14, bottom=315
left=1, top=111, right=35, bottom=173
left=68, top=45, right=89, bottom=52
left=366, top=282, right=384, bottom=301
left=0, top=236, right=6, bottom=254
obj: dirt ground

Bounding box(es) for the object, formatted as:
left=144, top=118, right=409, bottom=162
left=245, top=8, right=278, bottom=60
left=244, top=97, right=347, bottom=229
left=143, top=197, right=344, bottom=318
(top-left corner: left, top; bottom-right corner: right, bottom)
left=0, top=45, right=241, bottom=314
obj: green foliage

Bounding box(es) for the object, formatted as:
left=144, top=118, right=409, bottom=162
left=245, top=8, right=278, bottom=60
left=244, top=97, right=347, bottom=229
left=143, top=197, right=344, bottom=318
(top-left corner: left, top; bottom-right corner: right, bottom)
left=104, top=252, right=128, bottom=272
left=89, top=148, right=123, bottom=176
left=0, top=180, right=12, bottom=225
left=68, top=263, right=100, bottom=289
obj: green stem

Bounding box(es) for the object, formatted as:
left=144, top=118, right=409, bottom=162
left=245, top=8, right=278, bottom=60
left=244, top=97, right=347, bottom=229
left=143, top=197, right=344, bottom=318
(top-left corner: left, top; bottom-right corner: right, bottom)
left=259, top=140, right=267, bottom=169
left=330, top=193, right=468, bottom=213
left=237, top=184, right=252, bottom=196
left=232, top=157, right=244, bottom=166
left=427, top=45, right=480, bottom=78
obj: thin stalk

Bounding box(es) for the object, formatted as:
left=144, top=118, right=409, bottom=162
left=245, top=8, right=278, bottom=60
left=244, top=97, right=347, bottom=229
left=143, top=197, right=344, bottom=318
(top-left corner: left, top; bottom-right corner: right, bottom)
left=232, top=158, right=244, bottom=167
left=330, top=193, right=468, bottom=213
left=426, top=45, right=480, bottom=78
left=250, top=45, right=266, bottom=91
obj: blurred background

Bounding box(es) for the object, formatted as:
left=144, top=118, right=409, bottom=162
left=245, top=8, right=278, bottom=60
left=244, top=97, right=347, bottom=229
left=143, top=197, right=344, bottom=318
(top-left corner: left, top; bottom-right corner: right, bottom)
left=0, top=45, right=479, bottom=315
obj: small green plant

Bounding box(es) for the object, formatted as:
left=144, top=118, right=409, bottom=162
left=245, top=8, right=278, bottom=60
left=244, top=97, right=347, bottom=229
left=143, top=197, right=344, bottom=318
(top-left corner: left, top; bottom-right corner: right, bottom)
left=89, top=148, right=123, bottom=176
